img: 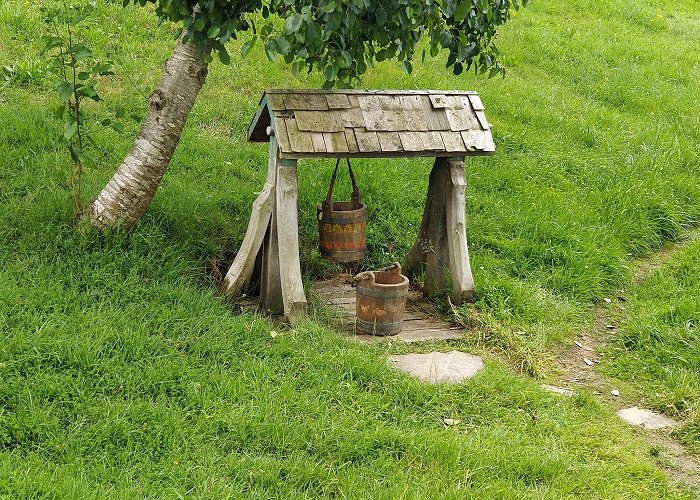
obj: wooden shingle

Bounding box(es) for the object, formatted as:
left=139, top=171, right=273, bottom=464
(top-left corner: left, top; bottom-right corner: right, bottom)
left=248, top=89, right=495, bottom=159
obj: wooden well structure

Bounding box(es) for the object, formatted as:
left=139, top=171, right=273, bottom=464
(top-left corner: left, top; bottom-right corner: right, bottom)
left=220, top=89, right=495, bottom=323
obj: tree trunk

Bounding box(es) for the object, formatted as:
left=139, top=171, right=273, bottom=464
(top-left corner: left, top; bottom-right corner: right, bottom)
left=89, top=38, right=210, bottom=230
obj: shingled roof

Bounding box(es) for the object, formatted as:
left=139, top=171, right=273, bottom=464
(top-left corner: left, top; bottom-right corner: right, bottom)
left=248, top=89, right=495, bottom=159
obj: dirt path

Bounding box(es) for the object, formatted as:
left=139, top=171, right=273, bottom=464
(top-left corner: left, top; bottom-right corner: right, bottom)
left=552, top=231, right=700, bottom=494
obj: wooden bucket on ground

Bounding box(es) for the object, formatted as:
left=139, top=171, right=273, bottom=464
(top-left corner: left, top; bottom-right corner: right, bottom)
left=354, top=263, right=409, bottom=336
left=318, top=159, right=367, bottom=262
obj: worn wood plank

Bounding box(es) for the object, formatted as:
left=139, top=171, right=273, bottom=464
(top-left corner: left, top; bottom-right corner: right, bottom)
left=338, top=107, right=366, bottom=128
left=461, top=129, right=486, bottom=151
left=344, top=128, right=359, bottom=153
left=284, top=118, right=314, bottom=153
left=326, top=93, right=351, bottom=109
left=482, top=132, right=496, bottom=152
left=275, top=159, right=307, bottom=323
left=310, top=132, right=326, bottom=153
left=361, top=108, right=407, bottom=132
left=475, top=110, right=490, bottom=130
left=377, top=132, right=403, bottom=152
left=429, top=94, right=450, bottom=108
left=445, top=108, right=472, bottom=131
left=323, top=132, right=349, bottom=153
left=402, top=131, right=443, bottom=150
left=219, top=137, right=278, bottom=298
left=358, top=95, right=407, bottom=131
left=446, top=159, right=474, bottom=303
left=426, top=131, right=445, bottom=151
left=354, top=129, right=381, bottom=152
left=282, top=93, right=328, bottom=110
left=273, top=117, right=291, bottom=153
left=377, top=95, right=403, bottom=110
left=468, top=94, right=485, bottom=111
left=294, top=110, right=344, bottom=132
left=404, top=157, right=450, bottom=297
left=441, top=131, right=466, bottom=152
left=421, top=97, right=450, bottom=131
left=266, top=94, right=286, bottom=111
left=400, top=95, right=430, bottom=131
left=261, top=147, right=283, bottom=314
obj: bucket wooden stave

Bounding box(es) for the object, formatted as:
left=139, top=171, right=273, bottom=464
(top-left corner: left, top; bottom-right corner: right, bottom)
left=355, top=263, right=409, bottom=336
left=318, top=159, right=367, bottom=262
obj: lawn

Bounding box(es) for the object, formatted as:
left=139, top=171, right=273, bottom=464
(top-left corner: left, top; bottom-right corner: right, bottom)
left=604, top=237, right=700, bottom=457
left=1, top=0, right=699, bottom=496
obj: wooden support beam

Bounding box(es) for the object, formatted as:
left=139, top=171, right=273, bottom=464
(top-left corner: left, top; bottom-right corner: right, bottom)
left=446, top=159, right=475, bottom=303
left=404, top=157, right=449, bottom=297
left=404, top=157, right=474, bottom=304
left=219, top=135, right=278, bottom=299
left=274, top=157, right=307, bottom=323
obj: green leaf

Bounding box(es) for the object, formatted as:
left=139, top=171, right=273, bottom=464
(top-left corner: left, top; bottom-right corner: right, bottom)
left=454, top=2, right=470, bottom=21
left=275, top=36, right=290, bottom=55
left=56, top=81, right=72, bottom=103
left=72, top=44, right=93, bottom=61
left=63, top=120, right=77, bottom=140
left=207, top=26, right=220, bottom=38
left=241, top=38, right=256, bottom=58
left=402, top=60, right=413, bottom=75
left=41, top=36, right=63, bottom=53
left=68, top=143, right=81, bottom=162
left=320, top=1, right=336, bottom=13
left=194, top=18, right=206, bottom=31
left=283, top=14, right=302, bottom=34
left=218, top=46, right=231, bottom=65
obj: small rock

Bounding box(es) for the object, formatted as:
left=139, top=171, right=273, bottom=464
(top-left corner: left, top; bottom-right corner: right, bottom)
left=443, top=418, right=461, bottom=426
left=618, top=407, right=677, bottom=429
left=611, top=389, right=620, bottom=397
left=583, top=357, right=594, bottom=366
left=270, top=330, right=279, bottom=338
left=603, top=298, right=612, bottom=304
left=541, top=384, right=575, bottom=397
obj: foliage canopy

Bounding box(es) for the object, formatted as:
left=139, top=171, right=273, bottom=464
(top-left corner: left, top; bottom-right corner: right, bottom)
left=125, top=0, right=526, bottom=85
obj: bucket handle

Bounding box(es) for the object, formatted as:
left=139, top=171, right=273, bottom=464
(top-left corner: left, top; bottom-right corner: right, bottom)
left=351, top=262, right=401, bottom=287
left=323, top=158, right=361, bottom=215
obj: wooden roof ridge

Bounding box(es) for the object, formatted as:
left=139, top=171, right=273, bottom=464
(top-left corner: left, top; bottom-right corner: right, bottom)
left=263, top=88, right=479, bottom=96
left=247, top=89, right=496, bottom=160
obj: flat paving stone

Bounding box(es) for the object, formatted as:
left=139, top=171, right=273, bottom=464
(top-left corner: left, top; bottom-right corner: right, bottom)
left=388, top=351, right=484, bottom=384
left=312, top=278, right=464, bottom=343
left=541, top=384, right=575, bottom=397
left=618, top=407, right=678, bottom=429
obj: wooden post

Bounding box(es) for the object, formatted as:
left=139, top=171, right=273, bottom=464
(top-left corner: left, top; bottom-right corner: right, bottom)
left=219, top=135, right=277, bottom=298
left=274, top=157, right=307, bottom=323
left=404, top=156, right=474, bottom=304
left=446, top=159, right=475, bottom=303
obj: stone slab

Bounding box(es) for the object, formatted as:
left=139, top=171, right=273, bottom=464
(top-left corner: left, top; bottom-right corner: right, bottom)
left=617, top=407, right=678, bottom=430
left=312, top=279, right=464, bottom=343
left=541, top=384, right=575, bottom=397
left=388, top=351, right=484, bottom=384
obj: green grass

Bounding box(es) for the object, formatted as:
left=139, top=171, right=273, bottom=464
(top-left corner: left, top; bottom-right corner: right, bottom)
left=604, top=238, right=700, bottom=456
left=1, top=0, right=700, bottom=496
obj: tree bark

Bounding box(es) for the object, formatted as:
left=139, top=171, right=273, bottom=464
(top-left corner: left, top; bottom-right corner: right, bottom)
left=89, top=38, right=210, bottom=230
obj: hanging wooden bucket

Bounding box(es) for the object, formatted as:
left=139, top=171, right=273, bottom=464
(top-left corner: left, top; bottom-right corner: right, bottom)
left=318, top=159, right=367, bottom=262
left=354, top=263, right=409, bottom=336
